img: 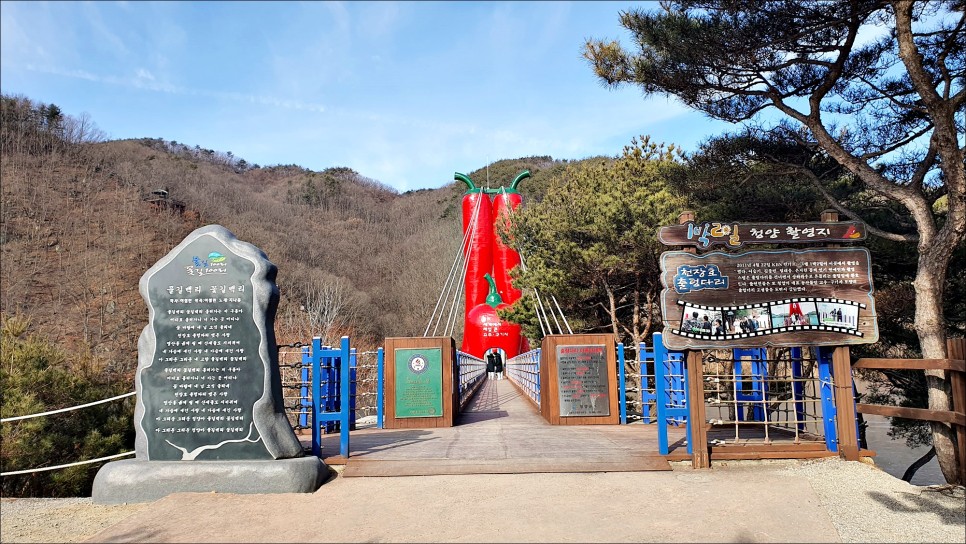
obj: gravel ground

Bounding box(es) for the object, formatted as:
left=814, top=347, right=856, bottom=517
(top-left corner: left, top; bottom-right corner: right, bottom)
left=0, top=459, right=962, bottom=543
left=0, top=497, right=149, bottom=543
left=780, top=458, right=965, bottom=543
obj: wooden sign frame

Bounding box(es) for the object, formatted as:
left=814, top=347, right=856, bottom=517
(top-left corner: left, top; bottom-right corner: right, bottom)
left=539, top=334, right=619, bottom=425
left=658, top=220, right=866, bottom=249
left=383, top=337, right=457, bottom=429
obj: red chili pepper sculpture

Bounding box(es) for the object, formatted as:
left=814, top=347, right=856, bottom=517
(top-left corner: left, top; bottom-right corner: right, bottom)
left=454, top=171, right=530, bottom=359
left=461, top=273, right=521, bottom=359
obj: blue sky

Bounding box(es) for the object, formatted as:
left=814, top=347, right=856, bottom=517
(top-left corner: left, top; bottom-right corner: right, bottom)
left=1, top=1, right=740, bottom=192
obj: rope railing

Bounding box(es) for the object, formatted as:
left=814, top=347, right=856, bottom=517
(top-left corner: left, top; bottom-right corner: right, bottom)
left=1, top=451, right=135, bottom=477
left=1, top=391, right=136, bottom=423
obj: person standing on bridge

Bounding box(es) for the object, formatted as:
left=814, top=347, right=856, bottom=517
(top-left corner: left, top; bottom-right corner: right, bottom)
left=494, top=352, right=504, bottom=380
left=486, top=352, right=497, bottom=380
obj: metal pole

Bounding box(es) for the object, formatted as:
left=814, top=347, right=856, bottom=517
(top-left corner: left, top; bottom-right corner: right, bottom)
left=377, top=347, right=385, bottom=429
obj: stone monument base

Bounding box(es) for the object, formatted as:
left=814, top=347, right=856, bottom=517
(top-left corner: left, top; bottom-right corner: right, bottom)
left=92, top=457, right=327, bottom=504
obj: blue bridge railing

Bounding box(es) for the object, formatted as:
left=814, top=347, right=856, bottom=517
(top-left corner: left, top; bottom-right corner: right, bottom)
left=506, top=349, right=541, bottom=407
left=455, top=351, right=487, bottom=410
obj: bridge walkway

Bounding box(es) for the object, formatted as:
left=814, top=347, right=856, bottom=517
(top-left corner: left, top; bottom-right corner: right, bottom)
left=320, top=378, right=678, bottom=477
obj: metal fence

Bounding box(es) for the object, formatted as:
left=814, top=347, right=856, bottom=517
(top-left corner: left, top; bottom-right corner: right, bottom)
left=506, top=348, right=541, bottom=407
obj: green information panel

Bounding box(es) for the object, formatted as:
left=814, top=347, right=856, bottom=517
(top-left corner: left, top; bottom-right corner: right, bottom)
left=394, top=348, right=443, bottom=418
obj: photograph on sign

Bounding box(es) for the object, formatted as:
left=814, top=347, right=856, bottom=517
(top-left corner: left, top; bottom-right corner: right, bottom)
left=770, top=301, right=819, bottom=328
left=660, top=248, right=878, bottom=349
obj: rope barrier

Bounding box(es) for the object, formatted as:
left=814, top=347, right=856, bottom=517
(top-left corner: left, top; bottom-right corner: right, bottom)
left=1, top=392, right=136, bottom=423
left=1, top=451, right=135, bottom=477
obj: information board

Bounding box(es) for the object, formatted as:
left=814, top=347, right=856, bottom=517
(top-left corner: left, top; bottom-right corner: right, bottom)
left=139, top=234, right=273, bottom=460
left=394, top=348, right=443, bottom=418
left=555, top=344, right=610, bottom=417
left=660, top=248, right=878, bottom=349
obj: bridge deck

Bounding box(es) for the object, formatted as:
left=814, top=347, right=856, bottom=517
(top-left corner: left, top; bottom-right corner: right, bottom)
left=320, top=378, right=679, bottom=477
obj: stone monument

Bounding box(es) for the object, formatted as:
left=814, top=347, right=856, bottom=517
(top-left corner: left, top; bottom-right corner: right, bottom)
left=93, top=225, right=325, bottom=503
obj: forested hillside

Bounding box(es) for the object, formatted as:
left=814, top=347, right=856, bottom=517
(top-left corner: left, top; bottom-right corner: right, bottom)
left=0, top=93, right=569, bottom=379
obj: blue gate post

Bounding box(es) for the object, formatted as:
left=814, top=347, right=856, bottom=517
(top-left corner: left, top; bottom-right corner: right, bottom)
left=311, top=336, right=323, bottom=457
left=338, top=336, right=351, bottom=458
left=376, top=347, right=385, bottom=429
left=654, top=334, right=670, bottom=455
left=618, top=343, right=627, bottom=425
left=732, top=348, right=768, bottom=421
left=326, top=344, right=337, bottom=433
left=300, top=345, right=310, bottom=430
left=816, top=347, right=839, bottom=452
left=654, top=332, right=692, bottom=455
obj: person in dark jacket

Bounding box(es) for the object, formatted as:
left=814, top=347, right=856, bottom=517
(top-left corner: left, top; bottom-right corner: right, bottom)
left=494, top=353, right=504, bottom=380
left=486, top=352, right=497, bottom=380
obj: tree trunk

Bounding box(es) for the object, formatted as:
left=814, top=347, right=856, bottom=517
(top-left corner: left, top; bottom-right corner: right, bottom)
left=913, top=248, right=959, bottom=484
left=604, top=282, right=620, bottom=339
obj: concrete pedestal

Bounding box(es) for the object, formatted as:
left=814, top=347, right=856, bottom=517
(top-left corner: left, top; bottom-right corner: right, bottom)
left=92, top=457, right=327, bottom=504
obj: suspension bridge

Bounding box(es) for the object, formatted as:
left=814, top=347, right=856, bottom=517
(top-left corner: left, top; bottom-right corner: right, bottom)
left=5, top=171, right=963, bottom=491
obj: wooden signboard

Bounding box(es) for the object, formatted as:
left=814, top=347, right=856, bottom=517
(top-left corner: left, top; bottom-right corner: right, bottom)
left=539, top=334, right=619, bottom=425
left=383, top=337, right=457, bottom=429
left=660, top=248, right=878, bottom=350
left=659, top=221, right=866, bottom=250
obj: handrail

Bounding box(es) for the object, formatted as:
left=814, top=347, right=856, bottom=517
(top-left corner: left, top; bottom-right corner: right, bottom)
left=456, top=351, right=487, bottom=410
left=853, top=358, right=964, bottom=372
left=506, top=349, right=541, bottom=408
left=852, top=339, right=965, bottom=485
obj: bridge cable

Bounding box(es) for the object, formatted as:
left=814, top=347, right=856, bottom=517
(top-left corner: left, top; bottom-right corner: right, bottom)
left=518, top=249, right=570, bottom=335
left=443, top=197, right=480, bottom=337
left=441, top=193, right=480, bottom=336
left=551, top=296, right=573, bottom=334
left=424, top=191, right=481, bottom=337
left=424, top=213, right=472, bottom=336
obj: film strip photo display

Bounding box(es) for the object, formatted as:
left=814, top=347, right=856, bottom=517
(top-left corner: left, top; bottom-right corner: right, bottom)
left=659, top=248, right=879, bottom=350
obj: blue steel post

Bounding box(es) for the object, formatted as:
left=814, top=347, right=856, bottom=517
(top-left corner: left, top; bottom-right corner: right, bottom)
left=816, top=347, right=838, bottom=452
left=618, top=343, right=627, bottom=424
left=311, top=336, right=322, bottom=457
left=300, top=345, right=310, bottom=429
left=339, top=336, right=351, bottom=458
left=376, top=347, right=385, bottom=429
left=325, top=345, right=336, bottom=433
left=654, top=333, right=669, bottom=454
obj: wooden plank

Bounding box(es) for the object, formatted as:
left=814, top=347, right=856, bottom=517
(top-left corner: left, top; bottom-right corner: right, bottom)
left=687, top=350, right=710, bottom=469
left=710, top=451, right=839, bottom=460
left=855, top=403, right=966, bottom=427
left=342, top=456, right=672, bottom=477
left=832, top=346, right=860, bottom=461
left=711, top=443, right=828, bottom=452
left=947, top=337, right=965, bottom=485
left=854, top=358, right=965, bottom=372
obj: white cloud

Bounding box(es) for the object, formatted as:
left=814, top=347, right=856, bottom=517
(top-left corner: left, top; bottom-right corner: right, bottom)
left=20, top=63, right=327, bottom=113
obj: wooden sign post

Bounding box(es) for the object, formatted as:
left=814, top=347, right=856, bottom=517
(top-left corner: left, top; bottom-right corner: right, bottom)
left=383, top=337, right=457, bottom=429
left=539, top=334, right=619, bottom=425
left=658, top=212, right=876, bottom=467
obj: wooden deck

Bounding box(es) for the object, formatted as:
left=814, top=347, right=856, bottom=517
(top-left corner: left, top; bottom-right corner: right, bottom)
left=320, top=378, right=676, bottom=477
